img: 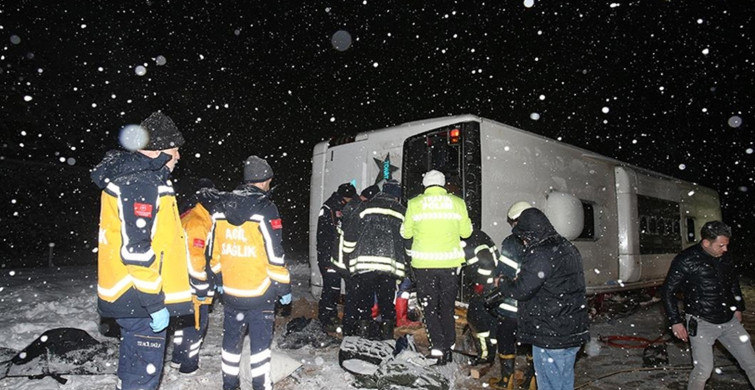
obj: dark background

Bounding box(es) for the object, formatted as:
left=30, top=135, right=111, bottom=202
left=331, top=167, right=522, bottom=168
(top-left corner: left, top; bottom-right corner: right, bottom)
left=1, top=1, right=752, bottom=269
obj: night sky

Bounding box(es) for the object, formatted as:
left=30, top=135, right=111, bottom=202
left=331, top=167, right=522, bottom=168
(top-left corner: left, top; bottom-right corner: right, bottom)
left=1, top=1, right=753, bottom=267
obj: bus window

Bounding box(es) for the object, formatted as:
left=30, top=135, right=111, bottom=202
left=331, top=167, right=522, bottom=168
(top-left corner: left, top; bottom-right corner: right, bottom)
left=576, top=201, right=595, bottom=240
left=686, top=218, right=696, bottom=242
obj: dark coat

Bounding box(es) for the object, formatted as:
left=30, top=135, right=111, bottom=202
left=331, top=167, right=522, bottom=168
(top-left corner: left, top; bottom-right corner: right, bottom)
left=660, top=243, right=745, bottom=325
left=498, top=208, right=590, bottom=349
left=343, top=192, right=407, bottom=278
left=316, top=192, right=347, bottom=267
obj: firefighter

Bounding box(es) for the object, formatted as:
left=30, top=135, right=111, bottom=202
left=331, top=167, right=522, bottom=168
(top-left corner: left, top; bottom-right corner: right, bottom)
left=207, top=155, right=291, bottom=390
left=341, top=180, right=407, bottom=339
left=401, top=170, right=473, bottom=365
left=462, top=229, right=503, bottom=367
left=486, top=201, right=537, bottom=390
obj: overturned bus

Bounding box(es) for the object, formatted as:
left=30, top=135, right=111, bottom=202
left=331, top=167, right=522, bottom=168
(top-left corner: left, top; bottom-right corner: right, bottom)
left=308, top=115, right=721, bottom=299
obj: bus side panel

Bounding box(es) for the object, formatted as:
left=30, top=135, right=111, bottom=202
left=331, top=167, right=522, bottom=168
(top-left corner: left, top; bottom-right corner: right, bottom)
left=309, top=142, right=330, bottom=297
left=309, top=137, right=405, bottom=297
left=479, top=120, right=620, bottom=291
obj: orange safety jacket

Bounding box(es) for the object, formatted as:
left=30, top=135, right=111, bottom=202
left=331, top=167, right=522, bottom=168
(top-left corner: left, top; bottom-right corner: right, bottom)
left=91, top=150, right=193, bottom=318
left=206, top=184, right=290, bottom=310
left=181, top=202, right=215, bottom=299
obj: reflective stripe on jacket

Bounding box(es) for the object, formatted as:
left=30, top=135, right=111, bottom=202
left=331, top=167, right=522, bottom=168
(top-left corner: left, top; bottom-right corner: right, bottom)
left=400, top=186, right=472, bottom=268
left=92, top=150, right=192, bottom=318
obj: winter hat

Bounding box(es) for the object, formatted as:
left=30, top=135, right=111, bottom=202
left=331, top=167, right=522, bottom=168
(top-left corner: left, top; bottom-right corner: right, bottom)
left=361, top=184, right=380, bottom=200
left=422, top=170, right=445, bottom=188
left=243, top=155, right=274, bottom=183
left=337, top=183, right=357, bottom=199
left=382, top=179, right=401, bottom=199
left=141, top=111, right=185, bottom=150
left=507, top=201, right=533, bottom=221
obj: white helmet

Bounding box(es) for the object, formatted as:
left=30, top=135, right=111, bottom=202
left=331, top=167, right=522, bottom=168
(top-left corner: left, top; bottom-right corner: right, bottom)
left=507, top=201, right=533, bottom=221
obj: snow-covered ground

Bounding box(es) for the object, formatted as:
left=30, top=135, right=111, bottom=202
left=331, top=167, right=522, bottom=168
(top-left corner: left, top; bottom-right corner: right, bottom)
left=1, top=260, right=754, bottom=390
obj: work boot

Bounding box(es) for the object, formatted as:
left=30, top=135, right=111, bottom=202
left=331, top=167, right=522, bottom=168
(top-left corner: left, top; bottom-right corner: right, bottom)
left=426, top=349, right=447, bottom=366
left=488, top=354, right=515, bottom=389
left=469, top=333, right=496, bottom=365
left=521, top=354, right=536, bottom=390
left=380, top=320, right=395, bottom=340
left=444, top=349, right=453, bottom=364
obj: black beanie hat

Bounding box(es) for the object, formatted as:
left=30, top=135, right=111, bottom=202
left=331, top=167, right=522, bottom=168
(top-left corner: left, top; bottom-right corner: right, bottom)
left=360, top=184, right=380, bottom=200
left=382, top=179, right=401, bottom=199
left=337, top=183, right=357, bottom=199
left=243, top=155, right=274, bottom=183
left=141, top=111, right=185, bottom=150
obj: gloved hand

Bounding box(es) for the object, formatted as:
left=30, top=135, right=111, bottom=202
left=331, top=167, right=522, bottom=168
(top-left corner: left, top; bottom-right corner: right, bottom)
left=196, top=295, right=206, bottom=302
left=279, top=293, right=292, bottom=305
left=216, top=285, right=224, bottom=294
left=149, top=307, right=170, bottom=333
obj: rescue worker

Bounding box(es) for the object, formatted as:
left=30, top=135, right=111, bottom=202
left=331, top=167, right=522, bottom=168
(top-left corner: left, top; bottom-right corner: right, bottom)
left=341, top=180, right=407, bottom=339
left=207, top=155, right=292, bottom=390
left=91, top=111, right=194, bottom=390
left=316, top=182, right=357, bottom=331
left=170, top=178, right=217, bottom=375
left=331, top=185, right=375, bottom=279
left=493, top=208, right=590, bottom=390
left=486, top=201, right=537, bottom=389
left=401, top=170, right=473, bottom=365
left=462, top=229, right=503, bottom=367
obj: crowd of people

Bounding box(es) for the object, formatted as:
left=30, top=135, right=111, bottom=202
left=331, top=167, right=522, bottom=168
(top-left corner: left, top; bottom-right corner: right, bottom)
left=92, top=111, right=754, bottom=390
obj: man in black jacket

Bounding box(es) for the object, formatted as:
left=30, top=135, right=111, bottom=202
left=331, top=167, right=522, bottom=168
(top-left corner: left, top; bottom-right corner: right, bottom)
left=661, top=221, right=755, bottom=390
left=316, top=182, right=357, bottom=331
left=494, top=207, right=589, bottom=390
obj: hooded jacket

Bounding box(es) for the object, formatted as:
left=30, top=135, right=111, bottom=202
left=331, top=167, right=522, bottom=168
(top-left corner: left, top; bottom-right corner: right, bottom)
left=660, top=243, right=745, bottom=325
left=498, top=208, right=590, bottom=348
left=205, top=184, right=290, bottom=310
left=91, top=150, right=193, bottom=318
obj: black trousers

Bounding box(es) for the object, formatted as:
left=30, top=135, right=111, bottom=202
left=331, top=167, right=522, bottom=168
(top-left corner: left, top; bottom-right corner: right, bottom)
left=415, top=268, right=458, bottom=354
left=318, top=262, right=342, bottom=324
left=343, top=271, right=397, bottom=335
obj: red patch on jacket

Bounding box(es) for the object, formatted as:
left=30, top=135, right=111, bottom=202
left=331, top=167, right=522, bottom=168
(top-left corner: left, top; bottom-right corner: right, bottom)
left=270, top=218, right=283, bottom=230
left=134, top=202, right=153, bottom=218
left=193, top=238, right=205, bottom=248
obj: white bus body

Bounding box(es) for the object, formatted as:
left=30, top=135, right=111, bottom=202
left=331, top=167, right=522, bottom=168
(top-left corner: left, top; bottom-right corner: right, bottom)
left=309, top=115, right=721, bottom=297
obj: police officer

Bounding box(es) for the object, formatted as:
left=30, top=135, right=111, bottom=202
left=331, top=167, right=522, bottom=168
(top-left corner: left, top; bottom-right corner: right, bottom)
left=401, top=170, right=473, bottom=365
left=207, top=156, right=292, bottom=390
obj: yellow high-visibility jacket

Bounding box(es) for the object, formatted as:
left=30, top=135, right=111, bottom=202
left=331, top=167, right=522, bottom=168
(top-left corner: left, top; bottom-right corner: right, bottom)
left=92, top=150, right=192, bottom=318
left=181, top=202, right=215, bottom=299
left=401, top=186, right=473, bottom=269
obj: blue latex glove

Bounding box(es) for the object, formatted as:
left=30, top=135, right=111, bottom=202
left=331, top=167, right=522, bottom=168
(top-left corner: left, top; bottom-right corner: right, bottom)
left=216, top=285, right=224, bottom=294
left=149, top=307, right=170, bottom=333
left=279, top=293, right=292, bottom=305
left=196, top=295, right=206, bottom=301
